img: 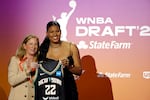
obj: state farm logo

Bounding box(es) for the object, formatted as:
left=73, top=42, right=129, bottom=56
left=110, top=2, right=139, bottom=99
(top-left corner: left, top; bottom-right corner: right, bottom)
left=77, top=40, right=131, bottom=50
left=97, top=72, right=131, bottom=79
left=143, top=71, right=150, bottom=79
left=77, top=41, right=88, bottom=49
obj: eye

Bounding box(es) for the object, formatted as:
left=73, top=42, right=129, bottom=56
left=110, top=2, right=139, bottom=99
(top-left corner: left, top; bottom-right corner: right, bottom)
left=56, top=30, right=60, bottom=32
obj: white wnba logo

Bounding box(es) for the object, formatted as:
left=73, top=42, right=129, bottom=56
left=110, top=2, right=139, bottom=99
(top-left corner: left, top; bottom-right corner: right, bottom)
left=53, top=0, right=77, bottom=41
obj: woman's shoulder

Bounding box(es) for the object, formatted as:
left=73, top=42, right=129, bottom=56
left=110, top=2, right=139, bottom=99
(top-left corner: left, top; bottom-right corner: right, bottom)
left=8, top=56, right=20, bottom=65
left=10, top=56, right=19, bottom=61
left=62, top=41, right=76, bottom=47
left=61, top=41, right=79, bottom=54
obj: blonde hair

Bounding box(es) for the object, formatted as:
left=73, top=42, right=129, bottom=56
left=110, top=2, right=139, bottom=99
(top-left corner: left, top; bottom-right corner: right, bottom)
left=16, top=34, right=40, bottom=61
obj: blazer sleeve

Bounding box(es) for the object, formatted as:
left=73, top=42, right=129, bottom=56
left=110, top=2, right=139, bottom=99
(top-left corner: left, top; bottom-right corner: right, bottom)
left=8, top=56, right=28, bottom=87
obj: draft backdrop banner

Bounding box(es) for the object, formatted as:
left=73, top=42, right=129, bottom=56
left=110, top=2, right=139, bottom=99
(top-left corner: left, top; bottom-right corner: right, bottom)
left=0, top=0, right=150, bottom=100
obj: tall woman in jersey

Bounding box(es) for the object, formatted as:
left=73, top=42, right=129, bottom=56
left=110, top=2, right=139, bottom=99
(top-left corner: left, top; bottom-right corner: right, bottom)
left=8, top=35, right=39, bottom=100
left=38, top=21, right=82, bottom=100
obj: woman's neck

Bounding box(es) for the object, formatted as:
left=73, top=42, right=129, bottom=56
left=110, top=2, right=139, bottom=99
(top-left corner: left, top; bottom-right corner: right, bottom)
left=50, top=41, right=62, bottom=48
left=24, top=54, right=34, bottom=60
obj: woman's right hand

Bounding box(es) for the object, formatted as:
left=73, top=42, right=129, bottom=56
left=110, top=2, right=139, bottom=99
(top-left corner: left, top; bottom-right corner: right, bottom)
left=26, top=59, right=39, bottom=72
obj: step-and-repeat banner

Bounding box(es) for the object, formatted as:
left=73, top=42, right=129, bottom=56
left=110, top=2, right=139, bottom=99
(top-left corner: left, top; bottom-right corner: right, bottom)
left=0, top=0, right=150, bottom=100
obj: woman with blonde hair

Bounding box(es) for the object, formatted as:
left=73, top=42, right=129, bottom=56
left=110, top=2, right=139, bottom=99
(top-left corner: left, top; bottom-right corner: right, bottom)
left=8, top=34, right=39, bottom=100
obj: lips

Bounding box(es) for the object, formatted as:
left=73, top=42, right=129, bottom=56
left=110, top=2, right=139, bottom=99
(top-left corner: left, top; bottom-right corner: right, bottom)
left=52, top=36, right=60, bottom=41
left=29, top=49, right=37, bottom=54
left=53, top=36, right=58, bottom=39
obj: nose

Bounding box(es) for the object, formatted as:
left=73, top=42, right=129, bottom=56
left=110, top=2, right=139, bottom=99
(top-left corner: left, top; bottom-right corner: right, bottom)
left=32, top=44, right=37, bottom=49
left=54, top=31, right=59, bottom=35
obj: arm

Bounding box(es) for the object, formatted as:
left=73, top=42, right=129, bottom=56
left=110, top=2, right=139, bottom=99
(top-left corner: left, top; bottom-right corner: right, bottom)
left=8, top=56, right=30, bottom=87
left=68, top=43, right=82, bottom=75
left=66, top=1, right=76, bottom=20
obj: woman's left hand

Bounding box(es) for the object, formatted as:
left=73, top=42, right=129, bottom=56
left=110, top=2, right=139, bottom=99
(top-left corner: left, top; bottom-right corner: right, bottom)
left=60, top=58, right=69, bottom=67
